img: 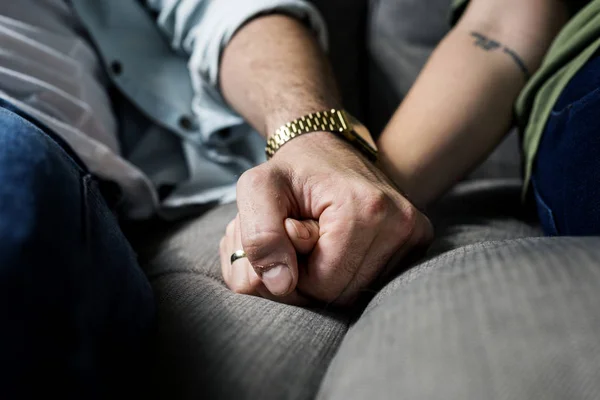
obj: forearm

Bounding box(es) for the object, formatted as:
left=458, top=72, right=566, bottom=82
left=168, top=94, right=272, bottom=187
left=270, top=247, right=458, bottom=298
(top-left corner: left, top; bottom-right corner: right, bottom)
left=220, top=14, right=340, bottom=138
left=377, top=0, right=568, bottom=207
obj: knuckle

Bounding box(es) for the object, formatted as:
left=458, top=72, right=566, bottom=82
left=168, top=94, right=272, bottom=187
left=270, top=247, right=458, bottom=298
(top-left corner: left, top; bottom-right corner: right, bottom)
left=384, top=201, right=418, bottom=244
left=242, top=230, right=282, bottom=261
left=237, top=165, right=275, bottom=192
left=225, top=220, right=235, bottom=237
left=413, top=213, right=434, bottom=245
left=402, top=203, right=418, bottom=231
left=361, top=189, right=391, bottom=221
left=228, top=270, right=258, bottom=296
left=399, top=204, right=419, bottom=241
left=229, top=281, right=253, bottom=295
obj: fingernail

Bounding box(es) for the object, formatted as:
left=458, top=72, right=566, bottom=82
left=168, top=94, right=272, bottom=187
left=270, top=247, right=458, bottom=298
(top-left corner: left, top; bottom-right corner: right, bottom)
left=261, top=264, right=292, bottom=295
left=286, top=219, right=310, bottom=240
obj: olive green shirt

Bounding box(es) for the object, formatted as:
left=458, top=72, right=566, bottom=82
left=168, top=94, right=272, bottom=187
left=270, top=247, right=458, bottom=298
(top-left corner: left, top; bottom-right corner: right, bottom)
left=452, top=0, right=600, bottom=194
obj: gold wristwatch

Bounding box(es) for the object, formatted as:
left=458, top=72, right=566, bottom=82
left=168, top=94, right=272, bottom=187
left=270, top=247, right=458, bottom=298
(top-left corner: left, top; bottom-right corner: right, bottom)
left=265, top=109, right=378, bottom=161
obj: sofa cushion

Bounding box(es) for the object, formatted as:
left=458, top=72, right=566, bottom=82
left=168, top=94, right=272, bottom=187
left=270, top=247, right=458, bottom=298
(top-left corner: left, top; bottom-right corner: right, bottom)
left=140, top=203, right=352, bottom=400
left=134, top=175, right=541, bottom=399
left=319, top=236, right=600, bottom=400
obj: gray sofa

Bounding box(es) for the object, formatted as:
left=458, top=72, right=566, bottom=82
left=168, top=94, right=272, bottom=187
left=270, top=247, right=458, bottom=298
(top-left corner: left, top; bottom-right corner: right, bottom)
left=133, top=1, right=600, bottom=399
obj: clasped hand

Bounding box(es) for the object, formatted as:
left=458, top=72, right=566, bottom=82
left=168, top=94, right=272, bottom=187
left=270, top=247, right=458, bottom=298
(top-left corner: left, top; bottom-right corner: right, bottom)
left=220, top=132, right=433, bottom=305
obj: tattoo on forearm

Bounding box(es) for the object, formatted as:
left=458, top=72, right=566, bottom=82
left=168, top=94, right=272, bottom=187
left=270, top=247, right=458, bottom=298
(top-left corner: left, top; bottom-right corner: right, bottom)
left=470, top=32, right=531, bottom=80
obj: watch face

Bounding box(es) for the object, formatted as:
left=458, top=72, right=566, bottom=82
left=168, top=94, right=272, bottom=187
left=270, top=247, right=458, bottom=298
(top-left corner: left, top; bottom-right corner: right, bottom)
left=346, top=113, right=377, bottom=151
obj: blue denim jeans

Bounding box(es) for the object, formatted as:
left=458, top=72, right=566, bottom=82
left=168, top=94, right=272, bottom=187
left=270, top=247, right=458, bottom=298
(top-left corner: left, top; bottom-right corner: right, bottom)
left=532, top=52, right=600, bottom=236
left=0, top=99, right=155, bottom=398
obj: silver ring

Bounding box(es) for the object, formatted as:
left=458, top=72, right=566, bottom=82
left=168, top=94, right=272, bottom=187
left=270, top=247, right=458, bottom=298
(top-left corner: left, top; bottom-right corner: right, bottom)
left=230, top=249, right=247, bottom=265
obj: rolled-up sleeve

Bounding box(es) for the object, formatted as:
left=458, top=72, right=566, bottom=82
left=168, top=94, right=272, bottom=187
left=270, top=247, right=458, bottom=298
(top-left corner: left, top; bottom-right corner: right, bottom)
left=145, top=0, right=328, bottom=142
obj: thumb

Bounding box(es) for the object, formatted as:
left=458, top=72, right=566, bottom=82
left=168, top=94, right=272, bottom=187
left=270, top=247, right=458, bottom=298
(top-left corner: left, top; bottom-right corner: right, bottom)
left=284, top=218, right=320, bottom=254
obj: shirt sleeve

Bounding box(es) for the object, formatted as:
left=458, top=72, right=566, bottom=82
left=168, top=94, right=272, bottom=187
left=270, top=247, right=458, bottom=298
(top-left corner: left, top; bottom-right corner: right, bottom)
left=144, top=0, right=328, bottom=143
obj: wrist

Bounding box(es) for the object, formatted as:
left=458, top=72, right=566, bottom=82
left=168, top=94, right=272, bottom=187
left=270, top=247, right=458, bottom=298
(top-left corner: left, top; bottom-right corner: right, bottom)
left=266, top=108, right=378, bottom=162
left=263, top=103, right=342, bottom=137
left=376, top=134, right=422, bottom=203
left=272, top=130, right=353, bottom=161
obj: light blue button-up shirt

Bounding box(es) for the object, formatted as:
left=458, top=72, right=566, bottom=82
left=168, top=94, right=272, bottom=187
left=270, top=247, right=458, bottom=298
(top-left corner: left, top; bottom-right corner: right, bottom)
left=68, top=0, right=327, bottom=219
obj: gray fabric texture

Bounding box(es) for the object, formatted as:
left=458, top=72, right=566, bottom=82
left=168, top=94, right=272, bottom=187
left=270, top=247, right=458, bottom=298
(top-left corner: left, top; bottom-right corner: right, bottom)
left=318, top=237, right=600, bottom=400
left=426, top=179, right=542, bottom=256
left=135, top=177, right=546, bottom=399
left=139, top=203, right=353, bottom=400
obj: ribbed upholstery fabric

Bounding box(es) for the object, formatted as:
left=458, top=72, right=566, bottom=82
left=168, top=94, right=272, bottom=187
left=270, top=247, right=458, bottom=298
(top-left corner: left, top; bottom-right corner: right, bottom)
left=141, top=203, right=352, bottom=400
left=318, top=237, right=600, bottom=400
left=135, top=180, right=562, bottom=400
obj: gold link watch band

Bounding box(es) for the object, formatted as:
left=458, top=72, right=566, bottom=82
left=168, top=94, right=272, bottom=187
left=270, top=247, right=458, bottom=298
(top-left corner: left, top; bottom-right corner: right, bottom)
left=265, top=109, right=377, bottom=161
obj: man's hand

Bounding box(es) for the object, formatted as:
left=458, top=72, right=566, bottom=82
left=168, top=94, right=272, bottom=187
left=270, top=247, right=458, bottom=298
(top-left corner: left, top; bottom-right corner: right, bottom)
left=223, top=132, right=433, bottom=305
left=220, top=214, right=320, bottom=305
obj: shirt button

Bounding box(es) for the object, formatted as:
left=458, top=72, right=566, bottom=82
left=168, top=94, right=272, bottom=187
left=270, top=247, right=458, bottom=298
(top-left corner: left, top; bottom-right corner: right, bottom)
left=110, top=61, right=123, bottom=76
left=178, top=115, right=197, bottom=131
